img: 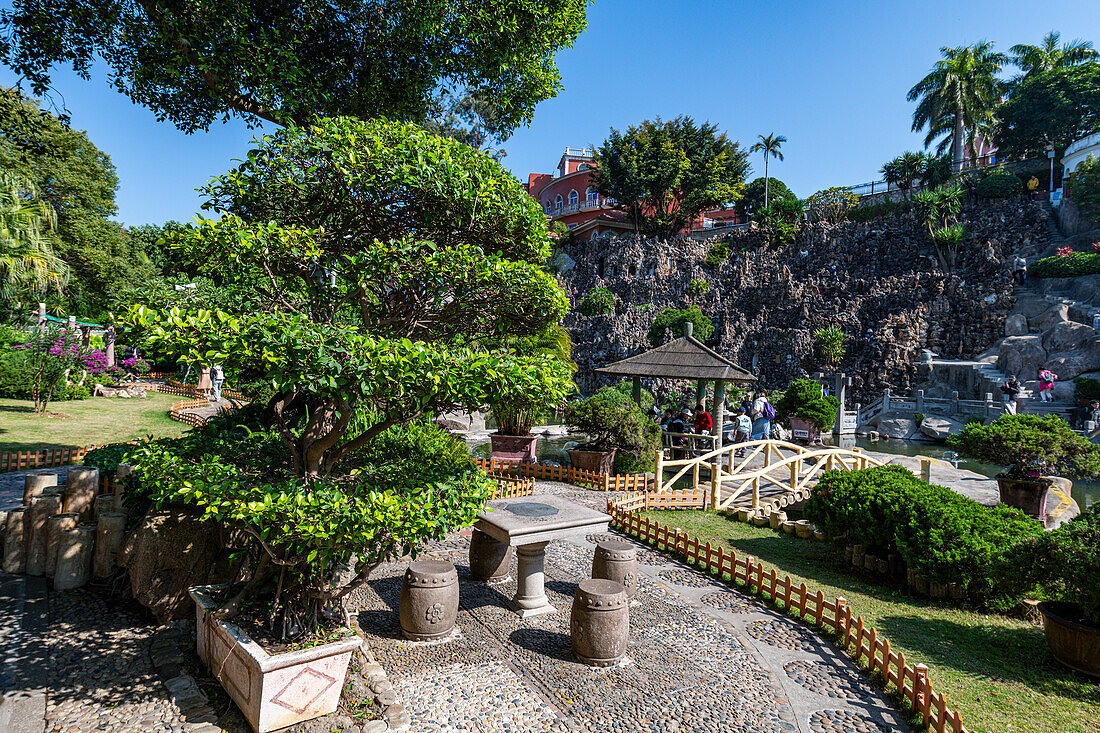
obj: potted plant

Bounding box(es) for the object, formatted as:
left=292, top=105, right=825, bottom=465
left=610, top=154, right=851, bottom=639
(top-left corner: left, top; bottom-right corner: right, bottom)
left=564, top=386, right=661, bottom=475
left=489, top=397, right=542, bottom=463
left=948, top=414, right=1100, bottom=521
left=774, top=379, right=839, bottom=444
left=1033, top=506, right=1100, bottom=676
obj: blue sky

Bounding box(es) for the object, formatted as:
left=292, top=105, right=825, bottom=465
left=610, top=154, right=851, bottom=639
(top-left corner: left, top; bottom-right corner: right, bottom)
left=4, top=0, right=1099, bottom=226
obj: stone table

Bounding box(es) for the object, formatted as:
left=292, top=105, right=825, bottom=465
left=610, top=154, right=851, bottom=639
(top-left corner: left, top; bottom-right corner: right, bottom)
left=474, top=494, right=610, bottom=618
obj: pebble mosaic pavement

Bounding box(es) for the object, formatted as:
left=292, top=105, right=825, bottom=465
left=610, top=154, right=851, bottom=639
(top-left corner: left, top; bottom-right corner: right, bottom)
left=350, top=480, right=911, bottom=733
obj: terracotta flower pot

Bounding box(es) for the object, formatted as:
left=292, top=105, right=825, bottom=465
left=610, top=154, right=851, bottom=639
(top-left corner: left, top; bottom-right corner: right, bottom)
left=567, top=448, right=616, bottom=475
left=994, top=474, right=1053, bottom=520
left=489, top=433, right=539, bottom=463
left=1038, top=601, right=1100, bottom=678
left=190, top=586, right=360, bottom=732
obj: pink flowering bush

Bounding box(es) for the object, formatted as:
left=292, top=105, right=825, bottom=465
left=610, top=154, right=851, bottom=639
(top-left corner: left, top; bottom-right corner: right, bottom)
left=1057, top=246, right=1075, bottom=257
left=12, top=326, right=118, bottom=413
left=121, top=355, right=150, bottom=375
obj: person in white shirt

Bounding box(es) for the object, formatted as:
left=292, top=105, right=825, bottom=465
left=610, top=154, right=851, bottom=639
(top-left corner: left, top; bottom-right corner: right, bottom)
left=734, top=408, right=752, bottom=457
left=1012, top=255, right=1027, bottom=286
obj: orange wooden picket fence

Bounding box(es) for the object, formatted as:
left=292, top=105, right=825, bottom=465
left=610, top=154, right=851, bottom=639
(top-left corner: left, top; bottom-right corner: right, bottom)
left=490, top=474, right=536, bottom=499
left=607, top=493, right=968, bottom=733
left=474, top=458, right=652, bottom=492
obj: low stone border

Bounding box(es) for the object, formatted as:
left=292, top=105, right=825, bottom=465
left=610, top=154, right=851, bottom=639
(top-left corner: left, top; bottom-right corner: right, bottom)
left=350, top=615, right=411, bottom=731
left=150, top=621, right=222, bottom=732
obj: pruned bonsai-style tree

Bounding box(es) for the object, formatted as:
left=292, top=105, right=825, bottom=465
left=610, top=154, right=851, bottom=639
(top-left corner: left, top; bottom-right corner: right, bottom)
left=949, top=414, right=1100, bottom=479
left=124, top=119, right=574, bottom=638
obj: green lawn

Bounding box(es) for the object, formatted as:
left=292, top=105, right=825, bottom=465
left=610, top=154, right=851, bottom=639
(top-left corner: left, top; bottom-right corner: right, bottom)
left=639, top=509, right=1100, bottom=733
left=0, top=395, right=186, bottom=452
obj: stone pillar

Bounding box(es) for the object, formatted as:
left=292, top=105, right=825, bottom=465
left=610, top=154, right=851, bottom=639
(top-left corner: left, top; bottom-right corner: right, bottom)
left=113, top=463, right=133, bottom=513
left=25, top=493, right=61, bottom=576
left=62, top=466, right=99, bottom=523
left=94, top=512, right=127, bottom=577
left=67, top=314, right=77, bottom=333
left=45, top=513, right=79, bottom=576
left=37, top=302, right=46, bottom=329
left=510, top=541, right=554, bottom=617
left=2, top=508, right=27, bottom=573
left=915, top=390, right=925, bottom=414
left=54, top=526, right=95, bottom=591
left=93, top=495, right=115, bottom=521
left=882, top=388, right=891, bottom=414
left=951, top=390, right=960, bottom=417
left=23, top=474, right=58, bottom=506
left=833, top=373, right=853, bottom=436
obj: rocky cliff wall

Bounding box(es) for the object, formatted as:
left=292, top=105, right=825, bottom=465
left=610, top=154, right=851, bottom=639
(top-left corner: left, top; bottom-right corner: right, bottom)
left=560, top=197, right=1053, bottom=402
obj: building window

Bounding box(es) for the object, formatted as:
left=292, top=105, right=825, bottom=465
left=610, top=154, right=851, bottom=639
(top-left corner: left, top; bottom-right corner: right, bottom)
left=577, top=163, right=589, bottom=170
left=568, top=190, right=578, bottom=207
left=554, top=194, right=563, bottom=211
left=586, top=187, right=598, bottom=205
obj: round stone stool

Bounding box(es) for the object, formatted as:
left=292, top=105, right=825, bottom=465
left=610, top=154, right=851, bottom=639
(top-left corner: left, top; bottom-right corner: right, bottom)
left=570, top=578, right=629, bottom=667
left=591, top=540, right=639, bottom=599
left=469, top=529, right=512, bottom=584
left=399, top=560, right=459, bottom=641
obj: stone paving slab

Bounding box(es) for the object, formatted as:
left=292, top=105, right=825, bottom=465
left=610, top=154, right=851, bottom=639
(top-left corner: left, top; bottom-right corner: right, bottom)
left=0, top=468, right=69, bottom=512
left=351, top=481, right=911, bottom=733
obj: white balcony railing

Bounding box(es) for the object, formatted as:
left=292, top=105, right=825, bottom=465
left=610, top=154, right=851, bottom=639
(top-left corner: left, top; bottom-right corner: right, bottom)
left=547, top=198, right=616, bottom=217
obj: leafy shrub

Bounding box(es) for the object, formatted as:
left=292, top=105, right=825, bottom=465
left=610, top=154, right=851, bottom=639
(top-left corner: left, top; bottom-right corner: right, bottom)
left=913, top=412, right=926, bottom=426
left=703, top=241, right=731, bottom=268
left=848, top=200, right=903, bottom=223
left=647, top=305, right=713, bottom=347
left=1070, top=154, right=1100, bottom=221
left=0, top=350, right=29, bottom=399
left=0, top=325, right=28, bottom=348
left=975, top=168, right=1023, bottom=199
left=1029, top=251, right=1100, bottom=278
left=564, top=387, right=660, bottom=470
left=948, top=414, right=1100, bottom=479
left=55, top=383, right=91, bottom=401
left=688, top=278, right=710, bottom=295
left=579, top=287, right=614, bottom=316
left=84, top=443, right=130, bottom=475
left=1032, top=506, right=1100, bottom=624
left=805, top=187, right=859, bottom=223
left=759, top=197, right=802, bottom=246
left=1074, top=376, right=1100, bottom=402
left=774, top=379, right=838, bottom=431
left=813, top=325, right=847, bottom=366
left=610, top=380, right=655, bottom=412
left=805, top=465, right=1043, bottom=603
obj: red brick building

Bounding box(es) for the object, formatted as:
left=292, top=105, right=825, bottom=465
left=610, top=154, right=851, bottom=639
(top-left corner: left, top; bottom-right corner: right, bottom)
left=526, top=147, right=744, bottom=239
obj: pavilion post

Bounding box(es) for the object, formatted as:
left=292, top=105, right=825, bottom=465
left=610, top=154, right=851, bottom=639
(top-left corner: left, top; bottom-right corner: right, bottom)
left=695, top=379, right=707, bottom=406
left=710, top=379, right=726, bottom=509
left=631, top=376, right=642, bottom=406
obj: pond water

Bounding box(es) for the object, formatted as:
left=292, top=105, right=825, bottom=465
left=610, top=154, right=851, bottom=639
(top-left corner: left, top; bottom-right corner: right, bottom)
left=825, top=435, right=1100, bottom=511
left=469, top=433, right=581, bottom=465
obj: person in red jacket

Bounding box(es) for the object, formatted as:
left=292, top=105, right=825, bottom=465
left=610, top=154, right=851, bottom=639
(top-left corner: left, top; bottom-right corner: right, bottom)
left=694, top=402, right=712, bottom=434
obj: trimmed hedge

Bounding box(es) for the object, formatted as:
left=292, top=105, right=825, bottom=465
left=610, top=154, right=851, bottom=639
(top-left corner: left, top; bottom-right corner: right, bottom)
left=579, top=287, right=615, bottom=316
left=804, top=465, right=1043, bottom=607
left=1029, top=251, right=1100, bottom=278
left=975, top=169, right=1023, bottom=199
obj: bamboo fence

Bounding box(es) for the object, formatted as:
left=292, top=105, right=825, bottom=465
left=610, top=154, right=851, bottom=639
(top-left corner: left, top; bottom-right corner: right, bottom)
left=607, top=493, right=968, bottom=733
left=474, top=458, right=652, bottom=492
left=490, top=474, right=536, bottom=499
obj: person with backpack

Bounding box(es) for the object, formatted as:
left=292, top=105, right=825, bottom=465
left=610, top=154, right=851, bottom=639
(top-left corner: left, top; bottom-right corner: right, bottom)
left=751, top=390, right=774, bottom=440
left=1000, top=376, right=1021, bottom=415
left=1038, top=369, right=1058, bottom=402
left=210, top=363, right=225, bottom=402
left=733, top=407, right=753, bottom=457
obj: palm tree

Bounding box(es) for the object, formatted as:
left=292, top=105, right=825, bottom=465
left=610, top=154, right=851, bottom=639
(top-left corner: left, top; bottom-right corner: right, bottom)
left=1010, top=31, right=1097, bottom=80
left=749, top=133, right=786, bottom=208
left=907, top=42, right=1007, bottom=170
left=0, top=170, right=68, bottom=309
left=881, top=151, right=926, bottom=199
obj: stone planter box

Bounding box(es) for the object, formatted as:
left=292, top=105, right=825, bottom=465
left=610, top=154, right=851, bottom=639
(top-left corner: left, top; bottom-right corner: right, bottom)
left=1039, top=601, right=1100, bottom=677
left=995, top=474, right=1056, bottom=521
left=189, top=586, right=361, bottom=733
left=489, top=433, right=539, bottom=463
left=567, top=448, right=616, bottom=475
left=789, top=417, right=820, bottom=444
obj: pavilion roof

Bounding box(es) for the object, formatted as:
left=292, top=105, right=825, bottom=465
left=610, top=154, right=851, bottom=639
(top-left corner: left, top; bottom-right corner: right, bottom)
left=595, top=336, right=756, bottom=382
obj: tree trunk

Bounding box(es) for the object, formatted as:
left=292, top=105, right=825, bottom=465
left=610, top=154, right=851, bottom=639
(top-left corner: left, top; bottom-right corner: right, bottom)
left=764, top=157, right=770, bottom=209
left=952, top=110, right=965, bottom=171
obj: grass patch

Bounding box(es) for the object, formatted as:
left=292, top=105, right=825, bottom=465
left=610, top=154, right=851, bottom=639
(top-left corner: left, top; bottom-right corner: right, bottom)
left=639, top=509, right=1100, bottom=733
left=0, top=395, right=186, bottom=452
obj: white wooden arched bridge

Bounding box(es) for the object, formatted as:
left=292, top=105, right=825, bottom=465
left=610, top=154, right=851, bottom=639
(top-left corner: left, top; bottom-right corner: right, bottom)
left=655, top=439, right=887, bottom=513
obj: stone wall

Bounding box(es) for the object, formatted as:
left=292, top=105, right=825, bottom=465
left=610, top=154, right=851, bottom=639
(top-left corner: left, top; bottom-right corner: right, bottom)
left=560, top=197, right=1053, bottom=403
left=1054, top=197, right=1100, bottom=237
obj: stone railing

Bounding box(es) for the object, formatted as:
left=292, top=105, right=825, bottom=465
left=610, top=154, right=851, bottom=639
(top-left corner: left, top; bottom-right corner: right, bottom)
left=606, top=493, right=969, bottom=733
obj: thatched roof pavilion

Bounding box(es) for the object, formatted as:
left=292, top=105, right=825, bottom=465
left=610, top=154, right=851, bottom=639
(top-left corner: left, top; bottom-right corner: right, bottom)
left=595, top=322, right=756, bottom=447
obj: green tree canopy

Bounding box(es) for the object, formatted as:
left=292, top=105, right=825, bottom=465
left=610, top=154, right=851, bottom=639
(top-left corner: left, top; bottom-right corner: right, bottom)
left=126, top=118, right=573, bottom=477
left=996, top=62, right=1100, bottom=167
left=740, top=177, right=794, bottom=218
left=590, top=116, right=750, bottom=238
left=0, top=0, right=589, bottom=134
left=907, top=42, right=1007, bottom=165
left=647, top=305, right=713, bottom=347
left=0, top=88, right=156, bottom=317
